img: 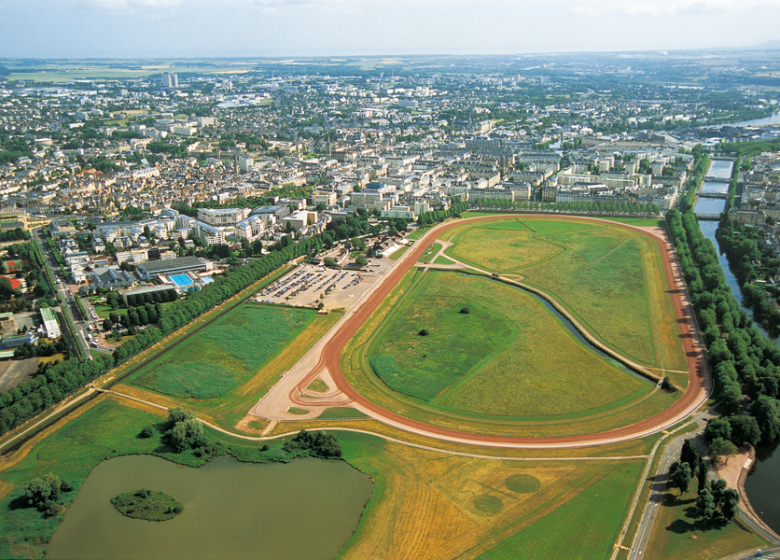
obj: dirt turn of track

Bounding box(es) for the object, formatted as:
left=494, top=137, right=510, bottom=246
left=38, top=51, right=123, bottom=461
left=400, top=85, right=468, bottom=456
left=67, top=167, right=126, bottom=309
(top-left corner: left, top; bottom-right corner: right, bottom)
left=259, top=214, right=711, bottom=449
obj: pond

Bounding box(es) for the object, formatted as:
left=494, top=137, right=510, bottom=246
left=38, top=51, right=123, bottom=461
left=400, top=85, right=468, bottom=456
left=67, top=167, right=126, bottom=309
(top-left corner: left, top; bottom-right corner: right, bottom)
left=45, top=455, right=372, bottom=560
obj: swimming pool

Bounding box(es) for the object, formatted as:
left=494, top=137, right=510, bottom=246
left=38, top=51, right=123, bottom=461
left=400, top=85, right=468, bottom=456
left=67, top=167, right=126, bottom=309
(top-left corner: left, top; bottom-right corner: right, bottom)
left=170, top=273, right=194, bottom=288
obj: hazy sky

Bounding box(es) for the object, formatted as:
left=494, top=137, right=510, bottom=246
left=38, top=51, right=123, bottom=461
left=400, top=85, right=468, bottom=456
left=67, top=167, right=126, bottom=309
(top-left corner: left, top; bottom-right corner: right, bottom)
left=1, top=0, right=779, bottom=58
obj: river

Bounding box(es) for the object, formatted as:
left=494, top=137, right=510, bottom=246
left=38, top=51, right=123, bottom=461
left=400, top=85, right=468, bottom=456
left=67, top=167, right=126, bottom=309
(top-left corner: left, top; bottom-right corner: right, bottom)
left=45, top=455, right=372, bottom=560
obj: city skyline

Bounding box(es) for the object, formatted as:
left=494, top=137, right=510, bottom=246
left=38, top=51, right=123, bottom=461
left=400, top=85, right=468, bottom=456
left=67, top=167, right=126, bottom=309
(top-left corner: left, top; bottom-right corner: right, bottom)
left=1, top=0, right=779, bottom=58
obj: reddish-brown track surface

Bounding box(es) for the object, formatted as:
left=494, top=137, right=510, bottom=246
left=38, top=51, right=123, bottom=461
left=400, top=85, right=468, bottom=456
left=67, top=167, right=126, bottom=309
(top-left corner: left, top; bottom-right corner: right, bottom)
left=287, top=214, right=710, bottom=448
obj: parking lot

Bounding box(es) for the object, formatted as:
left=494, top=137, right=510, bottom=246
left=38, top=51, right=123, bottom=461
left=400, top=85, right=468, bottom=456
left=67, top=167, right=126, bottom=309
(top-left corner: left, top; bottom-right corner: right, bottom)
left=256, top=257, right=396, bottom=311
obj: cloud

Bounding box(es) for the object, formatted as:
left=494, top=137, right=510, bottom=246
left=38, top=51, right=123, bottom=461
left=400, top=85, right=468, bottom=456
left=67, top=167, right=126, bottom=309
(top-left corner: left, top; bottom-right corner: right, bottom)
left=573, top=0, right=780, bottom=17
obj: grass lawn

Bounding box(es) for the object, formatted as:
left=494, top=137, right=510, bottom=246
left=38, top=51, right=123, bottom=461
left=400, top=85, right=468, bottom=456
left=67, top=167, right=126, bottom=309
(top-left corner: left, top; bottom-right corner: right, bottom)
left=388, top=246, right=409, bottom=261
left=336, top=432, right=645, bottom=560
left=368, top=270, right=652, bottom=418
left=307, top=379, right=329, bottom=393
left=441, top=216, right=686, bottom=373
left=417, top=242, right=442, bottom=263
left=115, top=308, right=340, bottom=430
left=126, top=303, right=316, bottom=401
left=433, top=255, right=455, bottom=265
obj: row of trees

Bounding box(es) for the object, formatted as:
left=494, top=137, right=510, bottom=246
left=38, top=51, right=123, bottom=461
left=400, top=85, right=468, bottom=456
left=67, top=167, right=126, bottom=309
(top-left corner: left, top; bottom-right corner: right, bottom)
left=474, top=198, right=662, bottom=216
left=0, top=228, right=30, bottom=242
left=13, top=338, right=69, bottom=359
left=417, top=199, right=469, bottom=227
left=666, top=208, right=780, bottom=448
left=0, top=354, right=114, bottom=435
left=124, top=289, right=177, bottom=308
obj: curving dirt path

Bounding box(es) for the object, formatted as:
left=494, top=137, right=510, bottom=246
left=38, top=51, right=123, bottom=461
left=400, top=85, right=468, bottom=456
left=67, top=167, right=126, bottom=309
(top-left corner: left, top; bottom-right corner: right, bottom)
left=251, top=214, right=711, bottom=449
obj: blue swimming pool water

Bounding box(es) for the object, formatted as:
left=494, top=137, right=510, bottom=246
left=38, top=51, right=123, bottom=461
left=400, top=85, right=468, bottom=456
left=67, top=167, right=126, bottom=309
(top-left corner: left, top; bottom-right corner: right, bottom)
left=170, top=274, right=194, bottom=287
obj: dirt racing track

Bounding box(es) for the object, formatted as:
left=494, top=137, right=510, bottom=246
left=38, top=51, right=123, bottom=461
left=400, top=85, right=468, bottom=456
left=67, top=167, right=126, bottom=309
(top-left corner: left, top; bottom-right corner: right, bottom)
left=250, top=214, right=711, bottom=449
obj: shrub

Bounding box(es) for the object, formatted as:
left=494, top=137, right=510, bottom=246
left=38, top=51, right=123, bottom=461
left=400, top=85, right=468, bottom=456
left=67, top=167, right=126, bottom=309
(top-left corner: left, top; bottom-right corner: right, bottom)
left=418, top=328, right=429, bottom=336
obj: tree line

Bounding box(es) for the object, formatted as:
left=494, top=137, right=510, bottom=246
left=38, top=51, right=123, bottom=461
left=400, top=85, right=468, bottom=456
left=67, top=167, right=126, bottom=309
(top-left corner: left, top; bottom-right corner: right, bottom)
left=0, top=228, right=30, bottom=242
left=666, top=208, right=780, bottom=450
left=417, top=200, right=469, bottom=227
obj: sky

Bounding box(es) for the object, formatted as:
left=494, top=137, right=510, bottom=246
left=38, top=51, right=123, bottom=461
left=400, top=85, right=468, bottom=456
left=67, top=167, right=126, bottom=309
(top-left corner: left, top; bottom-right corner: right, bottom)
left=1, top=0, right=779, bottom=58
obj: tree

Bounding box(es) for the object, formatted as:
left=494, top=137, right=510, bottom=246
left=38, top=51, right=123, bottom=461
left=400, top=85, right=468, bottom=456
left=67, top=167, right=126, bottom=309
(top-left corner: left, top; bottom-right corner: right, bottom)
left=165, top=408, right=207, bottom=452
left=106, top=292, right=120, bottom=310
left=705, top=417, right=732, bottom=443
left=0, top=277, right=18, bottom=301
left=698, top=460, right=710, bottom=492
left=102, top=318, right=112, bottom=331
left=669, top=462, right=692, bottom=495
left=680, top=439, right=701, bottom=473
left=23, top=473, right=67, bottom=512
left=139, top=426, right=154, bottom=438
left=728, top=415, right=761, bottom=447
left=697, top=488, right=715, bottom=519
left=752, top=395, right=780, bottom=443
left=355, top=254, right=367, bottom=266
left=323, top=257, right=337, bottom=268
left=709, top=437, right=738, bottom=465
left=721, top=488, right=740, bottom=520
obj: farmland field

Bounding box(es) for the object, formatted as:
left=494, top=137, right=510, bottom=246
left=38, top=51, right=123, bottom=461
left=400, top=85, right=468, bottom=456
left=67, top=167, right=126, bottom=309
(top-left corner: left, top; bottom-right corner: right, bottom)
left=126, top=303, right=316, bottom=401
left=440, top=216, right=687, bottom=375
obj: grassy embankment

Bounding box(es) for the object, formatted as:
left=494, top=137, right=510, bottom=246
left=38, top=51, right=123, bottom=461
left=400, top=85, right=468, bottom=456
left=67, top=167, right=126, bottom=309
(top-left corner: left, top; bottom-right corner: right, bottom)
left=440, top=216, right=688, bottom=387
left=342, top=268, right=676, bottom=438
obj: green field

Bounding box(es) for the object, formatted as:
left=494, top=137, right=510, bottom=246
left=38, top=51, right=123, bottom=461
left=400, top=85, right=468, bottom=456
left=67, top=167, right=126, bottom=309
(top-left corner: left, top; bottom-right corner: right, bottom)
left=369, top=270, right=651, bottom=418
left=127, top=303, right=315, bottom=401
left=440, top=216, right=687, bottom=373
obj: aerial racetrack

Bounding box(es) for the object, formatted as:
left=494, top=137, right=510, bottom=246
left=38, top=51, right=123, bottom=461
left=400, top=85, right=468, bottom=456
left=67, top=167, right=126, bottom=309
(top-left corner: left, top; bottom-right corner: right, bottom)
left=291, top=213, right=711, bottom=447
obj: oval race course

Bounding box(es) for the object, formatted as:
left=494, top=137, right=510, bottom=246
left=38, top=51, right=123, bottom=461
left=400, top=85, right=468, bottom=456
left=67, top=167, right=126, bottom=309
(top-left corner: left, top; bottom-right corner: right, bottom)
left=269, top=214, right=711, bottom=449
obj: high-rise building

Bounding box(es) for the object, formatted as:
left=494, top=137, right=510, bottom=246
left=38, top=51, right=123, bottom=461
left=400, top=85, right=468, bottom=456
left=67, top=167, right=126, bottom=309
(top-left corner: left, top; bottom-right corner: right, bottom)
left=161, top=72, right=179, bottom=88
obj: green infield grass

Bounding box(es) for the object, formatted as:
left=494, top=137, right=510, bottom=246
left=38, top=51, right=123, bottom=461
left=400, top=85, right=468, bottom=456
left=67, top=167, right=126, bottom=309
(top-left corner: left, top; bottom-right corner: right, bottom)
left=368, top=270, right=652, bottom=418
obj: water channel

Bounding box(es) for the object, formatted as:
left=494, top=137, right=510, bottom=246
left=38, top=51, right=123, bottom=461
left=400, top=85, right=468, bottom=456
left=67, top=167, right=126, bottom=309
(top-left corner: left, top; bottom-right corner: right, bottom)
left=45, top=455, right=373, bottom=560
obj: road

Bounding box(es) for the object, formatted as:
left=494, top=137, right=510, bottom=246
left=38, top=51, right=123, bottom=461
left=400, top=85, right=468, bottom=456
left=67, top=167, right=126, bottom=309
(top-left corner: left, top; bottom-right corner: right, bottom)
left=33, top=227, right=90, bottom=360
left=252, top=213, right=712, bottom=449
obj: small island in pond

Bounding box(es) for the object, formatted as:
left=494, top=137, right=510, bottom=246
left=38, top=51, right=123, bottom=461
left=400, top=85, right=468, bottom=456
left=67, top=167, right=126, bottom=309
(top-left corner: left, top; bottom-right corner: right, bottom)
left=111, top=489, right=183, bottom=521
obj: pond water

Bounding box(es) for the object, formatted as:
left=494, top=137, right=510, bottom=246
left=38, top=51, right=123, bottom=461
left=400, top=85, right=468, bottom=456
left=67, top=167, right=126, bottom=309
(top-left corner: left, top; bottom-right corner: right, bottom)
left=45, top=455, right=372, bottom=560
left=693, top=197, right=726, bottom=217
left=706, top=159, right=734, bottom=180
